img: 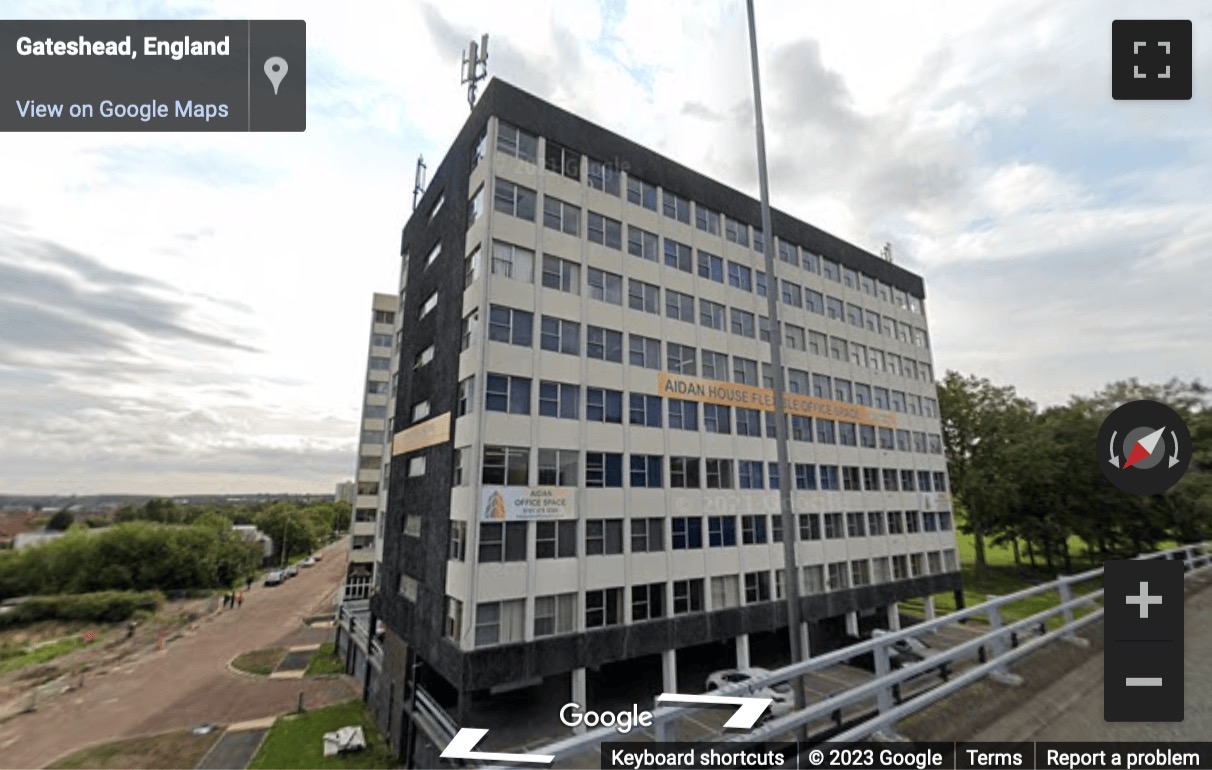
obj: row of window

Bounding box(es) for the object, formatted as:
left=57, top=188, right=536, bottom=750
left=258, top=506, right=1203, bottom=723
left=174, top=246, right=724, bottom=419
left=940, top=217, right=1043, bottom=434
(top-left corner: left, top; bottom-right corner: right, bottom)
left=462, top=303, right=937, bottom=403
left=447, top=445, right=946, bottom=493
left=452, top=509, right=953, bottom=565
left=446, top=550, right=957, bottom=646
left=469, top=373, right=943, bottom=450
left=471, top=227, right=931, bottom=352
left=478, top=121, right=926, bottom=315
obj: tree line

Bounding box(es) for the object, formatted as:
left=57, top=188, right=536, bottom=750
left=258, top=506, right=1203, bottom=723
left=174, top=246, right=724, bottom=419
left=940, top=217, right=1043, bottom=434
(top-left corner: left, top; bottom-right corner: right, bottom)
left=939, top=374, right=1211, bottom=579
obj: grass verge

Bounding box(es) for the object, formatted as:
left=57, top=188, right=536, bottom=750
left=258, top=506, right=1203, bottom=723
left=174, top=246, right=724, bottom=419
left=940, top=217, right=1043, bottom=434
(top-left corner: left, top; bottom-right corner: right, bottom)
left=48, top=729, right=222, bottom=769
left=305, top=643, right=345, bottom=677
left=232, top=647, right=287, bottom=676
left=0, top=635, right=101, bottom=676
left=248, top=699, right=398, bottom=769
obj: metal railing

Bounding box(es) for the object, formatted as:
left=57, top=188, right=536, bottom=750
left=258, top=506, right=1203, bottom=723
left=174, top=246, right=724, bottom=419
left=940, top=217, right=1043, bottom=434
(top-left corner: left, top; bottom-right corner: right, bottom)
left=496, top=542, right=1211, bottom=766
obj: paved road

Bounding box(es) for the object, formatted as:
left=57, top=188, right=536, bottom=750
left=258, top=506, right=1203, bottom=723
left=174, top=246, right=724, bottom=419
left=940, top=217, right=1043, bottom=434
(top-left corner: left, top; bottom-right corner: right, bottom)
left=195, top=728, right=267, bottom=770
left=0, top=541, right=356, bottom=769
left=974, top=570, right=1212, bottom=741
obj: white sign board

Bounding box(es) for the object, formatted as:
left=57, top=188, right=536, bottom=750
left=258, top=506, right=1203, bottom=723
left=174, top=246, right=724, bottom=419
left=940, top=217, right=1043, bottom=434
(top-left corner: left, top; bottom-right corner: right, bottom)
left=480, top=487, right=575, bottom=521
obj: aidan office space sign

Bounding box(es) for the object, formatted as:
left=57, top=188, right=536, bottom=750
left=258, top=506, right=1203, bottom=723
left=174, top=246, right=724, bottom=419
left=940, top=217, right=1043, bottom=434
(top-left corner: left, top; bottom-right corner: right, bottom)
left=480, top=488, right=575, bottom=521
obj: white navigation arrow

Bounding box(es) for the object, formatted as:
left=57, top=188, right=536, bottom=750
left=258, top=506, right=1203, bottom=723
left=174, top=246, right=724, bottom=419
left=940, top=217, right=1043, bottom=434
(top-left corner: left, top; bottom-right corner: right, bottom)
left=655, top=692, right=773, bottom=729
left=440, top=728, right=555, bottom=764
left=1169, top=429, right=1181, bottom=468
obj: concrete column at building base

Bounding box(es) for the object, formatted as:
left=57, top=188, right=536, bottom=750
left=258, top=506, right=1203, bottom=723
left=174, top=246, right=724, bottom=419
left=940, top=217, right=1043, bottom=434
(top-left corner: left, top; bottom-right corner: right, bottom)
left=735, top=634, right=750, bottom=669
left=800, top=622, right=811, bottom=659
left=924, top=595, right=937, bottom=632
left=662, top=648, right=677, bottom=694
left=886, top=604, right=901, bottom=631
left=571, top=668, right=587, bottom=734
left=845, top=611, right=859, bottom=637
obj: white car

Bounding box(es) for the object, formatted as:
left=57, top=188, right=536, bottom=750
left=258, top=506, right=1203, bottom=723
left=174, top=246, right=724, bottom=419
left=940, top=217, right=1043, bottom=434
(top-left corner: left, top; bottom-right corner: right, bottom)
left=705, top=667, right=795, bottom=720
left=301, top=557, right=316, bottom=568
left=264, top=571, right=284, bottom=586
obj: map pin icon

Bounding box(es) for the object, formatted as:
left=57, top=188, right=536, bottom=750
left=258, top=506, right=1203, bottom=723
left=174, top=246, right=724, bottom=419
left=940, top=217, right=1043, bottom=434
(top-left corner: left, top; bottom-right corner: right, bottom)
left=264, top=57, right=288, bottom=95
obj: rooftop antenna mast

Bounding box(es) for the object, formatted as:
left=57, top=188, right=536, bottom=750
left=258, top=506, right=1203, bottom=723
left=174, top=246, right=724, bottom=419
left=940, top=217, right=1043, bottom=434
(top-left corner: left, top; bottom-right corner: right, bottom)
left=882, top=242, right=893, bottom=262
left=411, top=155, right=427, bottom=211
left=461, top=34, right=489, bottom=110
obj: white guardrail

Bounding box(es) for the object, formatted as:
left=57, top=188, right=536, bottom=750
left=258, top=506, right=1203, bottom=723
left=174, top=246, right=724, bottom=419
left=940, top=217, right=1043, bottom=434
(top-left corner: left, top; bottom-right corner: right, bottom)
left=476, top=541, right=1212, bottom=767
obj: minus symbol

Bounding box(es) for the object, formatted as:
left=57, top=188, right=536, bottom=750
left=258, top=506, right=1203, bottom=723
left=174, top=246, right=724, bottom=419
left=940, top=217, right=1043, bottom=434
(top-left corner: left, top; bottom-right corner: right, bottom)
left=1125, top=677, right=1163, bottom=687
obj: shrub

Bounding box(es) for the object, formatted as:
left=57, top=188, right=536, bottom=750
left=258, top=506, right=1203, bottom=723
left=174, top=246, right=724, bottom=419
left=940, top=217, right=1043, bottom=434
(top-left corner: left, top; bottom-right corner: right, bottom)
left=0, top=591, right=163, bottom=628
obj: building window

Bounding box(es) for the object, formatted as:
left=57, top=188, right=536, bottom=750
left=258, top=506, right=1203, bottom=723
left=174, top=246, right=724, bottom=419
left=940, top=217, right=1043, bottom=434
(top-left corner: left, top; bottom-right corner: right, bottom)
left=862, top=467, right=881, bottom=491
left=585, top=452, right=624, bottom=487
left=544, top=140, right=581, bottom=179
left=755, top=271, right=767, bottom=297
left=413, top=345, right=434, bottom=369
left=846, top=511, right=866, bottom=538
left=626, top=176, right=658, bottom=210
left=629, top=334, right=661, bottom=369
left=799, top=513, right=821, bottom=541
left=724, top=216, right=749, bottom=246
left=627, top=225, right=659, bottom=260
left=662, top=190, right=691, bottom=224
left=839, top=423, right=858, bottom=447
left=481, top=446, right=529, bottom=486
left=665, top=289, right=695, bottom=322
left=672, top=579, right=704, bottom=614
left=478, top=521, right=527, bottom=562
left=538, top=381, right=579, bottom=420
left=485, top=373, right=531, bottom=415
left=493, top=179, right=537, bottom=221
left=744, top=572, right=771, bottom=604
left=703, top=403, right=731, bottom=434
left=727, top=261, right=752, bottom=291
left=892, top=554, right=909, bottom=580
left=923, top=511, right=938, bottom=532
left=424, top=241, right=442, bottom=269
left=407, top=455, right=426, bottom=477
left=490, top=241, right=535, bottom=282
left=816, top=419, right=836, bottom=444
left=411, top=400, right=431, bottom=423
left=587, top=268, right=623, bottom=305
left=471, top=126, right=487, bottom=168
left=629, top=455, right=663, bottom=488
left=701, top=350, right=728, bottom=380
left=699, top=299, right=725, bottom=330
left=631, top=518, right=664, bottom=552
left=905, top=510, right=921, bottom=533
left=738, top=460, right=763, bottom=489
left=631, top=583, right=666, bottom=622
left=629, top=393, right=662, bottom=427
left=456, top=376, right=475, bottom=418
left=449, top=521, right=467, bottom=561
left=586, top=326, right=623, bottom=363
left=373, top=310, right=395, bottom=324
left=537, top=449, right=579, bottom=486
left=777, top=239, right=798, bottom=266
left=587, top=212, right=623, bottom=249
left=543, top=196, right=581, bottom=236
left=671, top=517, right=702, bottom=549
left=627, top=278, right=660, bottom=314
left=712, top=575, right=741, bottom=609
left=541, top=254, right=580, bottom=294
left=780, top=279, right=802, bottom=308
left=667, top=399, right=698, bottom=431
left=452, top=447, right=468, bottom=486
left=586, top=388, right=623, bottom=423
left=497, top=122, right=537, bottom=162
left=460, top=309, right=478, bottom=351
left=534, top=593, right=577, bottom=637
left=851, top=560, right=871, bottom=587
left=706, top=459, right=733, bottom=489
left=820, top=465, right=840, bottom=491
left=741, top=515, right=767, bottom=544
left=444, top=597, right=463, bottom=639
left=791, top=415, right=811, bottom=441
left=933, top=471, right=948, bottom=492
left=795, top=464, right=816, bottom=491
left=697, top=250, right=724, bottom=282
left=664, top=238, right=692, bottom=272
left=466, top=185, right=484, bottom=231
left=540, top=316, right=580, bottom=355
left=730, top=308, right=755, bottom=338
left=419, top=291, right=438, bottom=319
left=829, top=336, right=848, bottom=361
left=900, top=468, right=916, bottom=491
left=784, top=324, right=806, bottom=351
left=735, top=408, right=761, bottom=437
left=669, top=456, right=700, bottom=488
left=827, top=562, right=849, bottom=591
left=707, top=516, right=737, bottom=547
left=695, top=204, right=721, bottom=235
left=475, top=599, right=525, bottom=647
left=585, top=588, right=623, bottom=628
left=587, top=158, right=621, bottom=195
left=536, top=520, right=577, bottom=558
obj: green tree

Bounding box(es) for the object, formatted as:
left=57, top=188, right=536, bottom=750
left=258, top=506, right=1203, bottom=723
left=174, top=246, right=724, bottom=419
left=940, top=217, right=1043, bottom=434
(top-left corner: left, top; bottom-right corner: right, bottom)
left=937, top=371, right=1037, bottom=580
left=44, top=509, right=75, bottom=531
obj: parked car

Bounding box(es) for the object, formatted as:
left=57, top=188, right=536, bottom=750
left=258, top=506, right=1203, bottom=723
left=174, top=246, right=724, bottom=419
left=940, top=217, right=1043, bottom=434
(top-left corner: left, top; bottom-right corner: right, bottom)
left=301, top=557, right=316, bottom=568
left=845, top=631, right=950, bottom=681
left=311, top=552, right=323, bottom=561
left=284, top=564, right=300, bottom=577
left=264, top=571, right=284, bottom=586
left=705, top=668, right=795, bottom=722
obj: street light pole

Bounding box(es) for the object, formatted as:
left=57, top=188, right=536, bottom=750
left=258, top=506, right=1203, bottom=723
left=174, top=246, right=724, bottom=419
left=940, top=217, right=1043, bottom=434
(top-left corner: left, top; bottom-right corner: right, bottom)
left=745, top=0, right=808, bottom=730
left=280, top=512, right=290, bottom=569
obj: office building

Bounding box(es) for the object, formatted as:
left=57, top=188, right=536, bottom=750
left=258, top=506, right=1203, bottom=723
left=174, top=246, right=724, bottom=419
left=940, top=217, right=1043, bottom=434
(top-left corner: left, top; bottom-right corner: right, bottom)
left=368, top=79, right=961, bottom=762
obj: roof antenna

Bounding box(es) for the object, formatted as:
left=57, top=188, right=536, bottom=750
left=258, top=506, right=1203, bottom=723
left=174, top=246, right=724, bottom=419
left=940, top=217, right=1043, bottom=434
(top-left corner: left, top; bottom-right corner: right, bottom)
left=411, top=155, right=427, bottom=211
left=460, top=34, right=490, bottom=110
left=881, top=242, right=893, bottom=262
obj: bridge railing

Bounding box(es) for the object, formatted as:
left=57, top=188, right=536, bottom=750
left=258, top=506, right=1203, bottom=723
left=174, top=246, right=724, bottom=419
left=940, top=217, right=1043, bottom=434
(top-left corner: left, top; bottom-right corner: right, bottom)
left=496, top=541, right=1210, bottom=767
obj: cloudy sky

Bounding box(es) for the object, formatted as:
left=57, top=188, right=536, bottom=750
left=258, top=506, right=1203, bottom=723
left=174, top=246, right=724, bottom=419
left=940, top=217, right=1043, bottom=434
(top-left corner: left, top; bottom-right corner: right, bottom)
left=2, top=0, right=1210, bottom=496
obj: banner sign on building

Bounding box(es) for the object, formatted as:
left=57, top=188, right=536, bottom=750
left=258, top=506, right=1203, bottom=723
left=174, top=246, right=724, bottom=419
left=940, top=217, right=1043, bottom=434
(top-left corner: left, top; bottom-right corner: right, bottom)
left=391, top=412, right=451, bottom=456
left=481, top=487, right=576, bottom=521
left=657, top=372, right=898, bottom=429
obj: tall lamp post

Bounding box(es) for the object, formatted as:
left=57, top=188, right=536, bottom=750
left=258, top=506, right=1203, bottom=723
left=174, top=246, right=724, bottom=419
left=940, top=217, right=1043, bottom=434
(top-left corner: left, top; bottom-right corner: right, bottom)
left=745, top=0, right=808, bottom=732
left=280, top=511, right=290, bottom=569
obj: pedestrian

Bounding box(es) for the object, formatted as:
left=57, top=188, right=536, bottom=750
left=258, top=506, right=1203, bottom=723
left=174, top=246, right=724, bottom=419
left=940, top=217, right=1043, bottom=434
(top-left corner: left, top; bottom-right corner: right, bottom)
left=245, top=576, right=253, bottom=592
left=237, top=592, right=244, bottom=608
